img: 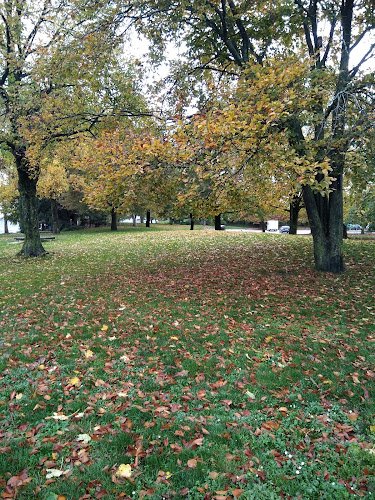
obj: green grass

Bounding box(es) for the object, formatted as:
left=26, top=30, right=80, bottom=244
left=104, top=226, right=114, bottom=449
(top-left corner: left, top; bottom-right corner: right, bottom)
left=0, top=225, right=374, bottom=499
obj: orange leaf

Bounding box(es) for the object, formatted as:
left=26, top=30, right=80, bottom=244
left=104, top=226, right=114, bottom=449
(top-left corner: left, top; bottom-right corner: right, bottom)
left=348, top=413, right=358, bottom=421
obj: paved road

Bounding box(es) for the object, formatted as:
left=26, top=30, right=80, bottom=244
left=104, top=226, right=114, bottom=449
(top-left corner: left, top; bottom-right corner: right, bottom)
left=226, top=228, right=368, bottom=235
left=225, top=228, right=311, bottom=234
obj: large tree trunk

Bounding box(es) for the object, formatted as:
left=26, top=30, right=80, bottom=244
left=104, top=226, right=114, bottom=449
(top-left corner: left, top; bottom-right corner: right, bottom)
left=110, top=207, right=117, bottom=231
left=132, top=214, right=137, bottom=227
left=146, top=210, right=151, bottom=228
left=303, top=181, right=344, bottom=273
left=17, top=164, right=45, bottom=257
left=51, top=198, right=60, bottom=234
left=289, top=194, right=302, bottom=235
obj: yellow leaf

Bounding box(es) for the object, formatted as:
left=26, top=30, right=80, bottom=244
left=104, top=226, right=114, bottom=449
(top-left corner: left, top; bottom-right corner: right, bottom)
left=170, top=336, right=179, bottom=341
left=70, top=377, right=80, bottom=386
left=84, top=349, right=94, bottom=358
left=15, top=393, right=23, bottom=400
left=115, top=463, right=132, bottom=478
left=101, top=325, right=109, bottom=331
left=370, top=426, right=375, bottom=432
left=265, top=336, right=273, bottom=343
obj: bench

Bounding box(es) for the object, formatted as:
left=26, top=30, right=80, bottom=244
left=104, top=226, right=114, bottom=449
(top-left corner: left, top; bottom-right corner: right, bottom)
left=14, top=236, right=56, bottom=241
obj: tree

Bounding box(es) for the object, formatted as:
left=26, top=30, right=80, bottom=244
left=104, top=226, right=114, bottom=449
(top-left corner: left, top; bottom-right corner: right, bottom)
left=0, top=0, right=146, bottom=256
left=37, top=156, right=70, bottom=233
left=172, top=60, right=333, bottom=235
left=127, top=0, right=375, bottom=272
left=345, top=187, right=375, bottom=231
left=0, top=164, right=18, bottom=233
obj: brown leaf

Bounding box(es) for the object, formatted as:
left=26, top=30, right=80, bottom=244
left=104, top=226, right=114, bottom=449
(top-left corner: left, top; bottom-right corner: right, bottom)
left=352, top=374, right=360, bottom=384
left=232, top=489, right=244, bottom=498
left=347, top=412, right=358, bottom=422
left=191, top=437, right=204, bottom=446
left=187, top=459, right=197, bottom=468
left=95, top=490, right=109, bottom=499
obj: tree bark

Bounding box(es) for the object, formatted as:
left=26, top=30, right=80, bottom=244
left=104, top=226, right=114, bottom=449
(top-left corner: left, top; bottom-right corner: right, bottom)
left=260, top=220, right=266, bottom=232
left=17, top=163, right=45, bottom=257
left=190, top=213, right=194, bottom=230
left=51, top=198, right=60, bottom=234
left=132, top=214, right=137, bottom=227
left=146, top=210, right=151, bottom=228
left=215, top=213, right=222, bottom=230
left=110, top=207, right=117, bottom=231
left=4, top=217, right=9, bottom=234
left=302, top=182, right=344, bottom=273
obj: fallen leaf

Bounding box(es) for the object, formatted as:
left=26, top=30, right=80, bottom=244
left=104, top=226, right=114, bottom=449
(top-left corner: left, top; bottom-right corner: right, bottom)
left=347, top=412, right=358, bottom=422
left=76, top=433, right=91, bottom=443
left=84, top=350, right=94, bottom=358
left=115, top=464, right=132, bottom=478
left=46, top=413, right=69, bottom=421
left=45, top=469, right=65, bottom=479
left=245, top=391, right=256, bottom=400
left=187, top=459, right=197, bottom=468
left=352, top=374, right=360, bottom=384
left=69, top=377, right=80, bottom=386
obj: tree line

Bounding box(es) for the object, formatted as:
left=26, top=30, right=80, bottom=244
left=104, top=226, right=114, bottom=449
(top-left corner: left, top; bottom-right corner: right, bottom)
left=0, top=0, right=374, bottom=273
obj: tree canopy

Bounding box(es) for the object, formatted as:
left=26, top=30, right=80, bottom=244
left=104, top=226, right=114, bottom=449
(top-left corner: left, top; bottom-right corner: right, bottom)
left=1, top=0, right=374, bottom=272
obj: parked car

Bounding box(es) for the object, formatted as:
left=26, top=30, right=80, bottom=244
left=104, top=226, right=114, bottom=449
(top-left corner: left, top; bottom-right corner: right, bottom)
left=279, top=226, right=290, bottom=233
left=347, top=224, right=362, bottom=231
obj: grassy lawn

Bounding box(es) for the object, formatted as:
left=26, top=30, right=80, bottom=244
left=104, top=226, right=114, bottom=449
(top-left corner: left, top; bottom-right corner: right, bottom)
left=0, top=226, right=374, bottom=499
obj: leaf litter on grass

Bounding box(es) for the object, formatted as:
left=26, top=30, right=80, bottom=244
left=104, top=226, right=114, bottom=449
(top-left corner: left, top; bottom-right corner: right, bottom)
left=0, top=229, right=374, bottom=499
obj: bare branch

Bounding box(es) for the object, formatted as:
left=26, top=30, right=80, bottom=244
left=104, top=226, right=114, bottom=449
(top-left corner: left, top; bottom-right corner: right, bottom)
left=349, top=43, right=375, bottom=79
